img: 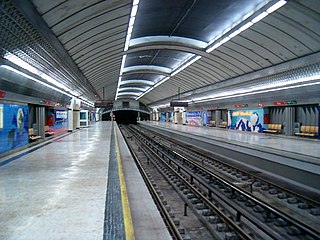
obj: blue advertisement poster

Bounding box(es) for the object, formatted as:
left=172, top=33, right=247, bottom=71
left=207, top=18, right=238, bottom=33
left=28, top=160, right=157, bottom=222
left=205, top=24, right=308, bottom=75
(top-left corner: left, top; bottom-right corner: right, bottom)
left=55, top=110, right=68, bottom=128
left=160, top=112, right=166, bottom=122
left=227, top=109, right=265, bottom=132
left=0, top=103, right=29, bottom=154
left=187, top=111, right=203, bottom=126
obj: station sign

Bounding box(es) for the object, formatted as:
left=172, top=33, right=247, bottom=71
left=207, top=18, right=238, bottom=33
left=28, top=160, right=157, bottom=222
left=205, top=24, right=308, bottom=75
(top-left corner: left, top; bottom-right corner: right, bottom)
left=94, top=101, right=113, bottom=108
left=273, top=100, right=297, bottom=106
left=235, top=104, right=248, bottom=108
left=170, top=100, right=188, bottom=107
left=0, top=90, right=5, bottom=99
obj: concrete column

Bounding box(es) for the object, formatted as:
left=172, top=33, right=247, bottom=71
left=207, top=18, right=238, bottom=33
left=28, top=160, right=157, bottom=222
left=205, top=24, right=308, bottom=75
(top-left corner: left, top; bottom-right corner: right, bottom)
left=285, top=107, right=295, bottom=136
left=215, top=110, right=221, bottom=127
left=137, top=111, right=140, bottom=121
left=67, top=109, right=73, bottom=132
left=73, top=110, right=80, bottom=129
left=182, top=111, right=187, bottom=125
left=156, top=111, right=159, bottom=121
left=36, top=107, right=45, bottom=138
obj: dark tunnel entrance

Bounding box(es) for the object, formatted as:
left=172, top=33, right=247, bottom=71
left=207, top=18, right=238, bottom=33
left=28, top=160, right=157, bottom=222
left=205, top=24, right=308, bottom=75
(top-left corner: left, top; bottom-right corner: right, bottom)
left=114, top=110, right=138, bottom=124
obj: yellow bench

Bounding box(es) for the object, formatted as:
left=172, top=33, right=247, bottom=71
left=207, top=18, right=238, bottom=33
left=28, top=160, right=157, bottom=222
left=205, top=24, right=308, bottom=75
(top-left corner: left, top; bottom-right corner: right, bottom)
left=295, top=126, right=318, bottom=137
left=263, top=124, right=282, bottom=134
left=28, top=128, right=41, bottom=141
left=209, top=120, right=216, bottom=127
left=45, top=125, right=55, bottom=136
left=218, top=121, right=227, bottom=128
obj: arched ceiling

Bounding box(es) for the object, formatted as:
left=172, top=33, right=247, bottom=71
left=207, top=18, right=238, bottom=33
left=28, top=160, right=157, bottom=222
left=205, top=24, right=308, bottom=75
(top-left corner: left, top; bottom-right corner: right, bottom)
left=1, top=0, right=320, bottom=106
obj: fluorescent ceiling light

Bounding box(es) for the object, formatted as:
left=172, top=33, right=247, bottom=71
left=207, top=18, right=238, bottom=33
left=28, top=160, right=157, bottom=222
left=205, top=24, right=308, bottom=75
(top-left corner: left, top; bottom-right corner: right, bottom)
left=117, top=91, right=141, bottom=96
left=2, top=65, right=73, bottom=98
left=238, top=21, right=254, bottom=32
left=193, top=73, right=320, bottom=103
left=206, top=1, right=287, bottom=54
left=129, top=17, right=135, bottom=27
left=267, top=0, right=286, bottom=13
left=131, top=5, right=138, bottom=17
left=219, top=36, right=230, bottom=44
left=127, top=25, right=133, bottom=35
left=251, top=11, right=268, bottom=23
left=120, top=80, right=155, bottom=86
left=171, top=56, right=201, bottom=76
left=120, top=55, right=127, bottom=75
left=206, top=42, right=223, bottom=53
left=136, top=76, right=170, bottom=100
left=118, top=86, right=148, bottom=92
left=229, top=30, right=241, bottom=38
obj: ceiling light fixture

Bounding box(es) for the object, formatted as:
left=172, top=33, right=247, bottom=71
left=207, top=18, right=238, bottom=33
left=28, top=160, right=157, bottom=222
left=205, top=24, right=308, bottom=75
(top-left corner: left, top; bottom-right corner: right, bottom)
left=206, top=0, right=287, bottom=53
left=171, top=56, right=202, bottom=77
left=124, top=0, right=140, bottom=52
left=136, top=76, right=170, bottom=100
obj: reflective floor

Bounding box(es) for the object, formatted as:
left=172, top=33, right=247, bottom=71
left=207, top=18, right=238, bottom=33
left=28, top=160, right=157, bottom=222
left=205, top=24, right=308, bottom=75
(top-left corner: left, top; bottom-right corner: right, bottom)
left=0, top=122, right=112, bottom=240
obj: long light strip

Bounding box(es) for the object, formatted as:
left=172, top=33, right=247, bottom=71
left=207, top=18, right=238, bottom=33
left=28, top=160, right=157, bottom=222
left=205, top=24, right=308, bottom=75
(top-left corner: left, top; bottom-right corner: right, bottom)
left=171, top=56, right=202, bottom=76
left=124, top=0, right=140, bottom=52
left=1, top=65, right=94, bottom=107
left=193, top=81, right=320, bottom=104
left=136, top=55, right=202, bottom=100
left=192, top=73, right=320, bottom=103
left=206, top=0, right=287, bottom=53
left=136, top=76, right=170, bottom=100
left=134, top=0, right=287, bottom=101
left=116, top=0, right=140, bottom=100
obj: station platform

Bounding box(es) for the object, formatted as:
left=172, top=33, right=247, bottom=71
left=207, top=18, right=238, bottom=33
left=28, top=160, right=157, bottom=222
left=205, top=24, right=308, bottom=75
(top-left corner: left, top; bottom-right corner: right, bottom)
left=0, top=121, right=171, bottom=240
left=139, top=121, right=320, bottom=158
left=138, top=121, right=320, bottom=192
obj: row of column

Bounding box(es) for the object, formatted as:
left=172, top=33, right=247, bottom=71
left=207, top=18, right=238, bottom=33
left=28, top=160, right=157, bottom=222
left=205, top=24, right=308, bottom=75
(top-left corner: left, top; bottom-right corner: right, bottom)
left=35, top=107, right=80, bottom=138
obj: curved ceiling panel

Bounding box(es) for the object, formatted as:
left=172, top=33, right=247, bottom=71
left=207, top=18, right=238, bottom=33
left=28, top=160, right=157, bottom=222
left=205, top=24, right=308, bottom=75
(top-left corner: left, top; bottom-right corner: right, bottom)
left=2, top=0, right=319, bottom=107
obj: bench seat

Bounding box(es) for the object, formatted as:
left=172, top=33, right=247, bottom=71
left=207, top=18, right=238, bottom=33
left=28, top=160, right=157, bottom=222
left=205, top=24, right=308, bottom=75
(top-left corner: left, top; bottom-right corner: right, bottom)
left=28, top=128, right=41, bottom=141
left=263, top=124, right=282, bottom=134
left=294, top=126, right=318, bottom=137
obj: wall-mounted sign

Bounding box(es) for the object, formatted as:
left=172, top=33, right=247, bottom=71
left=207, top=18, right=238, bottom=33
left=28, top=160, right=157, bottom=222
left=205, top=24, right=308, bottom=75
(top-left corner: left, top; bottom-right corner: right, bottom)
left=273, top=101, right=286, bottom=106
left=0, top=90, right=6, bottom=99
left=235, top=104, right=248, bottom=108
left=273, top=100, right=297, bottom=106
left=94, top=101, right=113, bottom=108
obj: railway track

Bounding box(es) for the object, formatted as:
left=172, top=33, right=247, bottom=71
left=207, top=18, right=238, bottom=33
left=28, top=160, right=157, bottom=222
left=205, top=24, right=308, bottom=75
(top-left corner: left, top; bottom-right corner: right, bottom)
left=120, top=124, right=320, bottom=240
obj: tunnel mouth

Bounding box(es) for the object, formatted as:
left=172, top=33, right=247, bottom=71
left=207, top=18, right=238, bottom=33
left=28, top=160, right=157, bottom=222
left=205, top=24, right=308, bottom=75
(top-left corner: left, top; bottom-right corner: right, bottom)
left=113, top=110, right=138, bottom=124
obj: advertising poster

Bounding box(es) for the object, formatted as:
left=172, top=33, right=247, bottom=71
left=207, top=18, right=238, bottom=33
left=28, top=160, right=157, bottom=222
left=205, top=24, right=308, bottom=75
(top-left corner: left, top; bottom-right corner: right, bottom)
left=228, top=109, right=265, bottom=132
left=160, top=112, right=166, bottom=122
left=0, top=104, right=29, bottom=154
left=187, top=111, right=203, bottom=126
left=55, top=110, right=68, bottom=128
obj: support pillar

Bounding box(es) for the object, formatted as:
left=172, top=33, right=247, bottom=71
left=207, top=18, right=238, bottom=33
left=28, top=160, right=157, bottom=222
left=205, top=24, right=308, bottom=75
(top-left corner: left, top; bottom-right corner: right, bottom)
left=67, top=109, right=73, bottom=132
left=285, top=107, right=295, bottom=136
left=36, top=107, right=45, bottom=138
left=73, top=110, right=80, bottom=129
left=215, top=110, right=221, bottom=127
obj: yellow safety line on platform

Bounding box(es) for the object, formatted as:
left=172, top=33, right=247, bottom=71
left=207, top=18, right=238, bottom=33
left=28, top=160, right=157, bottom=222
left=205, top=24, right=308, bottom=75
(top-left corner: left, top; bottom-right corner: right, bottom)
left=114, top=126, right=135, bottom=240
